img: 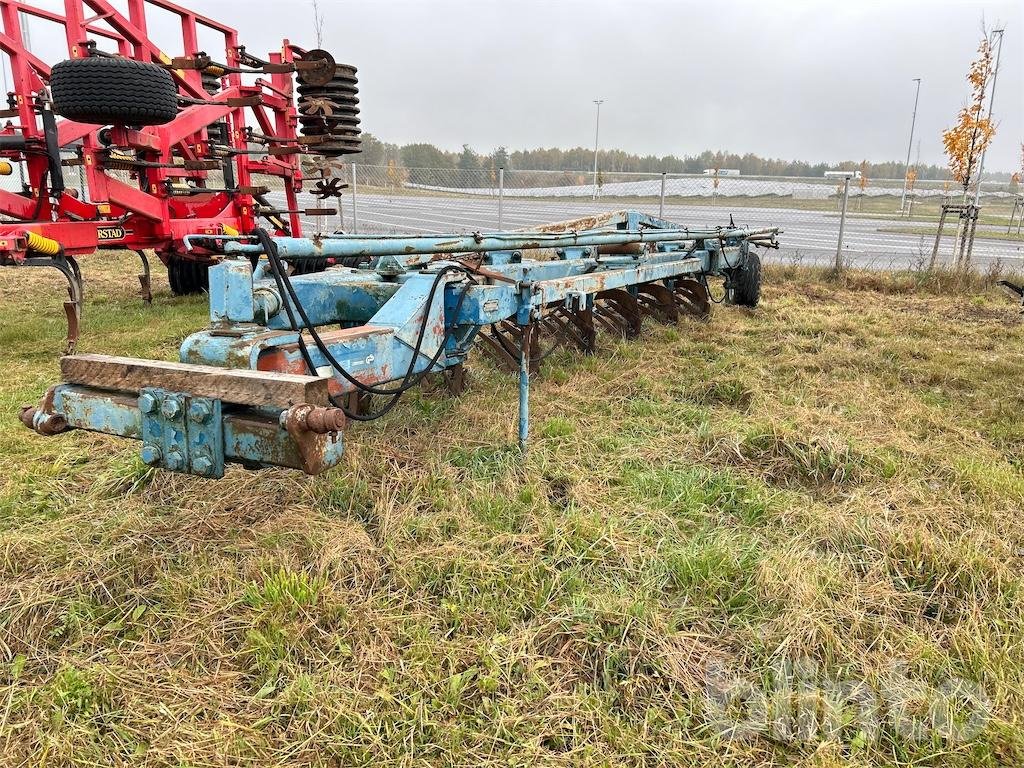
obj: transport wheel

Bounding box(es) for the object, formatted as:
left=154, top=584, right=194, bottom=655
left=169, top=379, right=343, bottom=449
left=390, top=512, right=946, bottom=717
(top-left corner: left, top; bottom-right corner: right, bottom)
left=167, top=256, right=210, bottom=296
left=289, top=258, right=329, bottom=275
left=50, top=57, right=178, bottom=126
left=728, top=251, right=761, bottom=308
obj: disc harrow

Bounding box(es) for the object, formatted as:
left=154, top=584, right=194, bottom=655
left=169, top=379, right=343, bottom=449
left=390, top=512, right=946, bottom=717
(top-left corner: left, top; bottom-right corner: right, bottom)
left=297, top=59, right=362, bottom=157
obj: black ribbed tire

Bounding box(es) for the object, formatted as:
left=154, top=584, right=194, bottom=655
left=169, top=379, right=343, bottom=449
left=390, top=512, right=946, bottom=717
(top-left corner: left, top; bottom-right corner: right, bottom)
left=289, top=258, right=329, bottom=275
left=729, top=252, right=761, bottom=308
left=167, top=256, right=209, bottom=296
left=50, top=57, right=178, bottom=126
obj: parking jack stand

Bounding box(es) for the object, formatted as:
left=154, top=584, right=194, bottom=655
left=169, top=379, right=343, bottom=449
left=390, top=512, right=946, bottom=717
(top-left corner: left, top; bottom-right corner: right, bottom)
left=518, top=322, right=532, bottom=452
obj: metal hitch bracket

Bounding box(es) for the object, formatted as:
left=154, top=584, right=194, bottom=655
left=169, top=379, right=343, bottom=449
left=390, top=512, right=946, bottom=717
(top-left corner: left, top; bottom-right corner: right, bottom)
left=138, top=388, right=225, bottom=478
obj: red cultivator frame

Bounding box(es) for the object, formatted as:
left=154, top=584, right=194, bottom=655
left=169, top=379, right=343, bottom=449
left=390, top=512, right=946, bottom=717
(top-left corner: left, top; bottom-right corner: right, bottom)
left=0, top=0, right=357, bottom=349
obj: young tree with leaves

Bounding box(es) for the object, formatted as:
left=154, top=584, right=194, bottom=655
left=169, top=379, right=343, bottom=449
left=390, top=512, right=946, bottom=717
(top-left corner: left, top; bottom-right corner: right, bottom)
left=942, top=31, right=997, bottom=199
left=905, top=168, right=918, bottom=216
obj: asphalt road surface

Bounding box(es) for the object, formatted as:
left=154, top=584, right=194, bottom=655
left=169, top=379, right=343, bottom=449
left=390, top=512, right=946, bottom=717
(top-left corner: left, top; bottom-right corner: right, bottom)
left=276, top=192, right=1023, bottom=272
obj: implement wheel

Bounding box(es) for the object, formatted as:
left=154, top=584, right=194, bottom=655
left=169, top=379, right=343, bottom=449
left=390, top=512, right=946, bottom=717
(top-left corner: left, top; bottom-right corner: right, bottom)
left=728, top=252, right=761, bottom=308
left=167, top=256, right=210, bottom=296
left=50, top=57, right=178, bottom=126
left=289, top=258, right=329, bottom=275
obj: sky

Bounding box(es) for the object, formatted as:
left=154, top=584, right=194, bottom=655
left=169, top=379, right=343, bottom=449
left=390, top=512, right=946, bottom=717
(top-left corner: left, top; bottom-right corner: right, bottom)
left=14, top=0, right=1024, bottom=171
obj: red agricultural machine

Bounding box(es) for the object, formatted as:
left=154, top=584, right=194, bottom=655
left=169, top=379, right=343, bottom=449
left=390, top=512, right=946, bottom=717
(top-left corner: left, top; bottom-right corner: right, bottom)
left=0, top=0, right=358, bottom=349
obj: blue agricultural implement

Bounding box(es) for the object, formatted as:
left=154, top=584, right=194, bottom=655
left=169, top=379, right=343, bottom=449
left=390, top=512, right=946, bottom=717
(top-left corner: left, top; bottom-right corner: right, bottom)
left=21, top=210, right=779, bottom=476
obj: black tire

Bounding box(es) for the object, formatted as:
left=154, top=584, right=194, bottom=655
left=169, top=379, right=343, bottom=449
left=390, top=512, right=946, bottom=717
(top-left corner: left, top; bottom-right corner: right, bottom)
left=50, top=57, right=178, bottom=126
left=729, top=251, right=761, bottom=308
left=289, top=258, right=329, bottom=275
left=167, top=256, right=210, bottom=296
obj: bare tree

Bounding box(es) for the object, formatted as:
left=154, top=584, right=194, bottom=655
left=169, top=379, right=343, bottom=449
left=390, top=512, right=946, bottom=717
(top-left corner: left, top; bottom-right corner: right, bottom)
left=311, top=0, right=325, bottom=48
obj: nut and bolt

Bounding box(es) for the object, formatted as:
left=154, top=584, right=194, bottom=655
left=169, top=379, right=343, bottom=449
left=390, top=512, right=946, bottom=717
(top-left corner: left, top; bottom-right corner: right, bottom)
left=160, top=398, right=182, bottom=420
left=188, top=401, right=212, bottom=424
left=192, top=455, right=214, bottom=477
left=140, top=444, right=162, bottom=466
left=138, top=392, right=159, bottom=414
left=164, top=449, right=185, bottom=471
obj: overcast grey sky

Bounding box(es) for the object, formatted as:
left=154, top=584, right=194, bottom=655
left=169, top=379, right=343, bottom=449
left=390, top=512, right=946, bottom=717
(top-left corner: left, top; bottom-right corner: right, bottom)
left=24, top=0, right=1024, bottom=171
left=309, top=0, right=1024, bottom=171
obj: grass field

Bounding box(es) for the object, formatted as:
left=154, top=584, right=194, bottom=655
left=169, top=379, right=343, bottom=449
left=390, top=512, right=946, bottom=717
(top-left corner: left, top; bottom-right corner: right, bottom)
left=877, top=225, right=1024, bottom=244
left=1, top=253, right=1023, bottom=766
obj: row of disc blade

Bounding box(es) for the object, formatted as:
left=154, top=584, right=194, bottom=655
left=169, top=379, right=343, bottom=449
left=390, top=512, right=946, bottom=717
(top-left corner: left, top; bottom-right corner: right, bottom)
left=297, top=61, right=361, bottom=156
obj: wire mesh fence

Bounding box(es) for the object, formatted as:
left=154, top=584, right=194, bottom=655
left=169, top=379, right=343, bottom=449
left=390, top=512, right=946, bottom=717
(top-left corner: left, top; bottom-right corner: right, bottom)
left=282, top=165, right=1022, bottom=273
left=2, top=158, right=1019, bottom=273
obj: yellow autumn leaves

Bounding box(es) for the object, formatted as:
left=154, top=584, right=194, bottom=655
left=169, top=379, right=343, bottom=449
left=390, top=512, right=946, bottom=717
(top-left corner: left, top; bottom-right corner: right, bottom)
left=942, top=35, right=996, bottom=190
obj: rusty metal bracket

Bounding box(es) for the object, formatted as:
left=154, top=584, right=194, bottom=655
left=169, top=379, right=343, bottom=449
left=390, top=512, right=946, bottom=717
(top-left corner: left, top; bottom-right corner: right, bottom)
left=281, top=404, right=345, bottom=474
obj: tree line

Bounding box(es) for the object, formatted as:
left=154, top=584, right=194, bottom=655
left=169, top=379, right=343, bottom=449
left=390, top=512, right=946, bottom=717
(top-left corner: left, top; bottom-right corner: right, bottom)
left=349, top=133, right=973, bottom=181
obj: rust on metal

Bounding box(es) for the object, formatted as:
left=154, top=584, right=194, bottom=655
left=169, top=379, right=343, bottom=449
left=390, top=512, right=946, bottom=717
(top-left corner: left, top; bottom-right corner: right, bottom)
left=281, top=407, right=344, bottom=474
left=283, top=403, right=346, bottom=434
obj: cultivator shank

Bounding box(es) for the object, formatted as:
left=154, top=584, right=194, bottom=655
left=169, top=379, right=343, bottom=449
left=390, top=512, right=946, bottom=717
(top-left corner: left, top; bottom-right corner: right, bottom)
left=23, top=210, right=780, bottom=477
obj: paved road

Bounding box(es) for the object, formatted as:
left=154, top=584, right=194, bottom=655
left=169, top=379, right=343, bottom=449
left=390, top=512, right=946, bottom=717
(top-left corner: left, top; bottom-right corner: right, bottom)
left=277, top=192, right=1023, bottom=272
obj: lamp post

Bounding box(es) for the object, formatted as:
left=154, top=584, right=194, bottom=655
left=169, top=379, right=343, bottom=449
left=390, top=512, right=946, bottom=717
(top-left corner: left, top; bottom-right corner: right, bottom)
left=899, top=78, right=921, bottom=214
left=591, top=99, right=603, bottom=200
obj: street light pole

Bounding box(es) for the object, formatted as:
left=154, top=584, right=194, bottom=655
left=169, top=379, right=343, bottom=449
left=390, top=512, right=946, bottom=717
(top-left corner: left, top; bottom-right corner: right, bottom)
left=592, top=99, right=603, bottom=200
left=973, top=28, right=1004, bottom=203
left=899, top=78, right=921, bottom=214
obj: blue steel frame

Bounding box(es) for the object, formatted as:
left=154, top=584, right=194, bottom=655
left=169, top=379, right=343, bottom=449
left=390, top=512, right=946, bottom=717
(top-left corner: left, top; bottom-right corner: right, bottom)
left=22, top=210, right=778, bottom=478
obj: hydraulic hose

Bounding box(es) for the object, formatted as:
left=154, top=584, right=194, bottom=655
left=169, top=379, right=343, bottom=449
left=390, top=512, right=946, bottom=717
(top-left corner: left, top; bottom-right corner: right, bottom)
left=255, top=228, right=476, bottom=421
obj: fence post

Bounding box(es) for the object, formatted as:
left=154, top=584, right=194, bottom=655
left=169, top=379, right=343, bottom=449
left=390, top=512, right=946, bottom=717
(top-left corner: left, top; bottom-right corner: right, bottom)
left=835, top=176, right=850, bottom=272
left=658, top=172, right=666, bottom=219
left=350, top=162, right=359, bottom=234
left=497, top=167, right=504, bottom=229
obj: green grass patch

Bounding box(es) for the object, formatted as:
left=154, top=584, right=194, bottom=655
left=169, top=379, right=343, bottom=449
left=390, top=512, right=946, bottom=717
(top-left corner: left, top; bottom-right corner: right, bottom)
left=1, top=253, right=1022, bottom=765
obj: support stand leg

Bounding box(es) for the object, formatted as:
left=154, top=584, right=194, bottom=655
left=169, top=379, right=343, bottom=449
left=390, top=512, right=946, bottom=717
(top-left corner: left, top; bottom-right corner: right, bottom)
left=518, top=323, right=532, bottom=452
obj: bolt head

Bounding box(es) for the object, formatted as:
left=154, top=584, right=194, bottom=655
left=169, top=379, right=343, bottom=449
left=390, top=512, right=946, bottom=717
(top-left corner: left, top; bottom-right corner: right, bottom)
left=193, top=456, right=214, bottom=476
left=164, top=450, right=184, bottom=471
left=160, top=398, right=182, bottom=420
left=140, top=444, right=162, bottom=466
left=138, top=392, right=159, bottom=414
left=188, top=401, right=212, bottom=424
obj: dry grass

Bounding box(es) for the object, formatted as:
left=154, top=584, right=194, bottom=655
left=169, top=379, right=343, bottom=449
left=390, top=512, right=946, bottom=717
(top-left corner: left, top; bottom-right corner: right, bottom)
left=0, top=252, right=1023, bottom=766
